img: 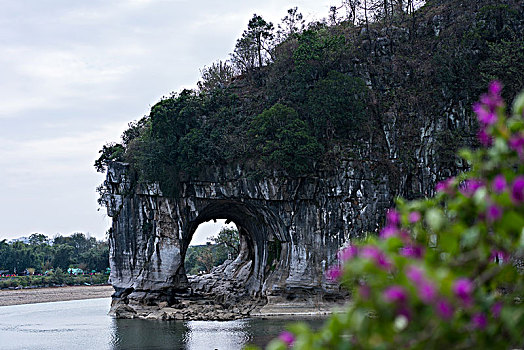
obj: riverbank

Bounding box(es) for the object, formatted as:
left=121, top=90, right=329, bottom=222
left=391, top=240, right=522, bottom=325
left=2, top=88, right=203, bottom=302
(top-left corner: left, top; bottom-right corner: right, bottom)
left=0, top=285, right=114, bottom=306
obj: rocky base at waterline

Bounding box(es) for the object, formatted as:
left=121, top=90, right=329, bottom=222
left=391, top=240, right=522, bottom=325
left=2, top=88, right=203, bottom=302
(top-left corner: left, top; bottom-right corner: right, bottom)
left=109, top=295, right=341, bottom=321
left=108, top=259, right=263, bottom=320
left=110, top=297, right=267, bottom=321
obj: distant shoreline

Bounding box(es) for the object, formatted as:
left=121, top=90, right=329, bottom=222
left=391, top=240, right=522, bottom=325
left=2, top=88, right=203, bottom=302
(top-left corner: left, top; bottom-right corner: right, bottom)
left=0, top=285, right=114, bottom=306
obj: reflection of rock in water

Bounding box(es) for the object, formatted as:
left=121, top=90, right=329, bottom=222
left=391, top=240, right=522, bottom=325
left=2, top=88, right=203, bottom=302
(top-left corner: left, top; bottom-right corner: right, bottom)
left=113, top=316, right=326, bottom=349
left=102, top=160, right=407, bottom=320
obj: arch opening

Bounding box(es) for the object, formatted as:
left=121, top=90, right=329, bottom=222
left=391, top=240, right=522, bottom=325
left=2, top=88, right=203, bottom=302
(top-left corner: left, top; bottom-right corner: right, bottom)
left=183, top=218, right=255, bottom=287
left=175, top=200, right=289, bottom=304
left=181, top=216, right=256, bottom=301
left=184, top=219, right=240, bottom=275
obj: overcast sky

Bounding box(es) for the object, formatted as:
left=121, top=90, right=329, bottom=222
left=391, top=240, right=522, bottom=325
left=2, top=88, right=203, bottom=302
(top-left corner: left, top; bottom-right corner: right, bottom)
left=0, top=0, right=331, bottom=243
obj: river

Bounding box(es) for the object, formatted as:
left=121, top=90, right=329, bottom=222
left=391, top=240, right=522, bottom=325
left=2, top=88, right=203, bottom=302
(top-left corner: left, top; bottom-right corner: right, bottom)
left=0, top=298, right=325, bottom=349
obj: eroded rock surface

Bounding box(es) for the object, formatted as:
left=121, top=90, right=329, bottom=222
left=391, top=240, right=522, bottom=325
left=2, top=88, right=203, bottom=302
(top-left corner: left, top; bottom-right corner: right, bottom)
left=100, top=157, right=419, bottom=320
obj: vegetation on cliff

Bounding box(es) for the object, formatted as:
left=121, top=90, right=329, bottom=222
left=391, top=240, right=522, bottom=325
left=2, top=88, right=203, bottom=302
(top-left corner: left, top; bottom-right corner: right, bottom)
left=95, top=0, right=523, bottom=199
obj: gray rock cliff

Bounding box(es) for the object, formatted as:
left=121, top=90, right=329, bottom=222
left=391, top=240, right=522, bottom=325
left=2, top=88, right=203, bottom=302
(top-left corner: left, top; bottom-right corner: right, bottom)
left=100, top=140, right=459, bottom=319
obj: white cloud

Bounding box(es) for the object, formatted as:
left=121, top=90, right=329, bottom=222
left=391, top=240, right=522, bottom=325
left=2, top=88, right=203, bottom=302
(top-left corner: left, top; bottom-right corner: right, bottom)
left=18, top=50, right=132, bottom=84
left=0, top=121, right=127, bottom=186
left=0, top=44, right=139, bottom=118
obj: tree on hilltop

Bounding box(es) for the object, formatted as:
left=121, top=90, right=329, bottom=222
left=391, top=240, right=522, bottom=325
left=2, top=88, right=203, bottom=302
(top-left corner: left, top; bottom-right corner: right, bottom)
left=232, top=14, right=274, bottom=72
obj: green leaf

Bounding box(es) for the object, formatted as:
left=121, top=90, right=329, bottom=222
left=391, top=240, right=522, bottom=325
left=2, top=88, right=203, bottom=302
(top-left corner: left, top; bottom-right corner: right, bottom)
left=512, top=90, right=524, bottom=117
left=288, top=322, right=311, bottom=335
left=265, top=340, right=287, bottom=350
left=426, top=208, right=445, bottom=231
left=243, top=346, right=261, bottom=350
left=458, top=149, right=474, bottom=162
left=440, top=229, right=459, bottom=253
left=461, top=227, right=480, bottom=248
left=500, top=211, right=524, bottom=233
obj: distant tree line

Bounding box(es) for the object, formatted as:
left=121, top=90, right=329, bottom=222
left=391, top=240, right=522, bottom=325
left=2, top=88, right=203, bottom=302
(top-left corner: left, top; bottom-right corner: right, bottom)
left=0, top=233, right=109, bottom=275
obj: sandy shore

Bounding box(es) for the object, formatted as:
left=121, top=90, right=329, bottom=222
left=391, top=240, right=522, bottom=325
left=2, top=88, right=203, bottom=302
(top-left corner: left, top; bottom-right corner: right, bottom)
left=0, top=285, right=114, bottom=306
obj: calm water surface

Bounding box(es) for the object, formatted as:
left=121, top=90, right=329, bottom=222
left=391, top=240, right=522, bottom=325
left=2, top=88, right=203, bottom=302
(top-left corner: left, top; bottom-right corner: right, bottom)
left=0, top=298, right=325, bottom=349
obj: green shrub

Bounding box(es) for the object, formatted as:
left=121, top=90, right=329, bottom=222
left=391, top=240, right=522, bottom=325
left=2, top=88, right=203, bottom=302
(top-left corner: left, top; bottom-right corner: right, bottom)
left=0, top=274, right=109, bottom=289
left=248, top=103, right=323, bottom=175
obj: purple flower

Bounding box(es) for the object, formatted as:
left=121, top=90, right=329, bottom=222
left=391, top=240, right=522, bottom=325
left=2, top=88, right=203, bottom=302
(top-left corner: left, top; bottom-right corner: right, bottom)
left=453, top=278, right=473, bottom=305
left=361, top=246, right=380, bottom=259
left=418, top=281, right=437, bottom=303
left=326, top=265, right=342, bottom=281
left=492, top=175, right=507, bottom=193
left=490, top=250, right=508, bottom=263
left=483, top=81, right=503, bottom=108
left=477, top=128, right=493, bottom=146
left=471, top=313, right=488, bottom=330
left=509, top=134, right=524, bottom=159
left=435, top=299, right=454, bottom=320
left=386, top=209, right=401, bottom=226
left=383, top=285, right=407, bottom=304
left=460, top=179, right=484, bottom=197
left=405, top=266, right=424, bottom=284
left=491, top=302, right=503, bottom=318
left=338, top=245, right=358, bottom=261
left=511, top=176, right=524, bottom=204
left=361, top=246, right=391, bottom=270
left=509, top=135, right=524, bottom=149
left=488, top=80, right=502, bottom=96
left=473, top=102, right=498, bottom=125
left=405, top=266, right=436, bottom=303
left=408, top=211, right=421, bottom=223
left=486, top=204, right=503, bottom=222
left=474, top=81, right=503, bottom=126
left=397, top=306, right=412, bottom=321
left=279, top=331, right=295, bottom=346
left=398, top=230, right=411, bottom=241
left=380, top=226, right=398, bottom=239
left=400, top=245, right=424, bottom=259
left=436, top=177, right=455, bottom=195
left=480, top=81, right=503, bottom=110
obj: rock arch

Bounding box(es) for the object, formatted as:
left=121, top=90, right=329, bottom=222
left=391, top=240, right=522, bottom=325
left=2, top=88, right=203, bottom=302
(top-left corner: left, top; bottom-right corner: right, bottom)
left=183, top=200, right=289, bottom=293
left=102, top=160, right=395, bottom=318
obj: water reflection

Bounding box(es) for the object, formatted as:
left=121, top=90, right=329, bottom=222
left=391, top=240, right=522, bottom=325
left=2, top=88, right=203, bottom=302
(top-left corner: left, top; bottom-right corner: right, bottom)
left=111, top=319, right=189, bottom=349
left=0, top=299, right=114, bottom=350
left=184, top=320, right=250, bottom=350
left=111, top=317, right=325, bottom=350
left=0, top=299, right=326, bottom=350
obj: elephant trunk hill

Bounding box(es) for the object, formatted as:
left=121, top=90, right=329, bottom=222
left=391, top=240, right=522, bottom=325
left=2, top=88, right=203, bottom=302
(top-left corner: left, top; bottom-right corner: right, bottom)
left=97, top=0, right=524, bottom=320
